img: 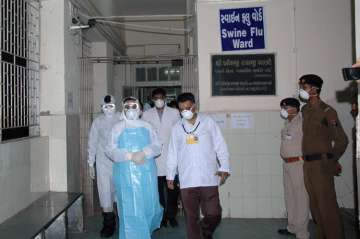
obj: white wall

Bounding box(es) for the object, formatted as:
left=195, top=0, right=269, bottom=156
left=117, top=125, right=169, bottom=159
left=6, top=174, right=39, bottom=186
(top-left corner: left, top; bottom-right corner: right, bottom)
left=40, top=0, right=67, bottom=191
left=197, top=0, right=353, bottom=218
left=198, top=0, right=295, bottom=112
left=40, top=0, right=83, bottom=192
left=0, top=137, right=49, bottom=223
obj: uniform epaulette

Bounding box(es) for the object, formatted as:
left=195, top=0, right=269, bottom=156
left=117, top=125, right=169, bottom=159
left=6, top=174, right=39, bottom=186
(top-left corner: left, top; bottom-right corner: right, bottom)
left=320, top=101, right=333, bottom=113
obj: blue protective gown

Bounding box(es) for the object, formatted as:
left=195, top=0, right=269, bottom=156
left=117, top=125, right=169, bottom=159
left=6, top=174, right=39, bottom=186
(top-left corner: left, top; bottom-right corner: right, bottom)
left=112, top=126, right=163, bottom=239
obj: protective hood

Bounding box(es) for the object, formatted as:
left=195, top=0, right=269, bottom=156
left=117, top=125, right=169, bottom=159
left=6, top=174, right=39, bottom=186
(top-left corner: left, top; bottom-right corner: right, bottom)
left=122, top=96, right=142, bottom=124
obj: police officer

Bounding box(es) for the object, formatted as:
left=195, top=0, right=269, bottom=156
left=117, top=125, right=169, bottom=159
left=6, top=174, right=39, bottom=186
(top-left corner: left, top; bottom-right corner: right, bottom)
left=299, top=74, right=348, bottom=239
left=278, top=98, right=309, bottom=239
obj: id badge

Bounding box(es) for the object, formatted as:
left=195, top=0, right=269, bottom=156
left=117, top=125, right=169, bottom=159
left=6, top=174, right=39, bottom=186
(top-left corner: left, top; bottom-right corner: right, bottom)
left=186, top=134, right=199, bottom=144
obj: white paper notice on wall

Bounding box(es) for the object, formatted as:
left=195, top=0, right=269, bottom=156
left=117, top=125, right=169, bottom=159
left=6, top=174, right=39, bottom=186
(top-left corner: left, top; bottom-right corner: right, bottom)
left=210, top=113, right=228, bottom=129
left=231, top=112, right=254, bottom=129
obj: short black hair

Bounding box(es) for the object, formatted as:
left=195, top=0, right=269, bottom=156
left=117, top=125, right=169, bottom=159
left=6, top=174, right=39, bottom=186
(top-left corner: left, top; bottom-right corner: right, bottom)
left=152, top=88, right=167, bottom=98
left=168, top=100, right=178, bottom=109
left=177, top=92, right=195, bottom=104
left=299, top=74, right=323, bottom=94
left=280, top=97, right=300, bottom=111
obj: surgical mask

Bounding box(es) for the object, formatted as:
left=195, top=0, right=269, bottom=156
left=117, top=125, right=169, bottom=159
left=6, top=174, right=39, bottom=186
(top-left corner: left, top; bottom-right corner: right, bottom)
left=154, top=99, right=165, bottom=109
left=102, top=104, right=116, bottom=116
left=181, top=109, right=194, bottom=120
left=299, top=89, right=310, bottom=101
left=280, top=109, right=288, bottom=119
left=125, top=109, right=140, bottom=120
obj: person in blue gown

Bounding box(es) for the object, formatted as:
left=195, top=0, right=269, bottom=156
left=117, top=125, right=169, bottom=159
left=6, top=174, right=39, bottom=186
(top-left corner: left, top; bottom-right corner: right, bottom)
left=106, top=96, right=163, bottom=239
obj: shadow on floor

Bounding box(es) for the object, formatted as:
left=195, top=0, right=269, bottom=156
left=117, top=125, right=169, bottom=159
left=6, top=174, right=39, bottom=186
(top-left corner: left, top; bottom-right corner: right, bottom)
left=69, top=216, right=359, bottom=239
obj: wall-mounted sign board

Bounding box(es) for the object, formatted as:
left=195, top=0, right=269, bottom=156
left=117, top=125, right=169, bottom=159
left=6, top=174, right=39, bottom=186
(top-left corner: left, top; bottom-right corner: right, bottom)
left=220, top=7, right=265, bottom=51
left=212, top=54, right=276, bottom=96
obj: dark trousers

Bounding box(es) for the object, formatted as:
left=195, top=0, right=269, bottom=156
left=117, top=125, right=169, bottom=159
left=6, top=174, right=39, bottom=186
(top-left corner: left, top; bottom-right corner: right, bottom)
left=158, top=176, right=179, bottom=220
left=181, top=186, right=222, bottom=239
left=303, top=158, right=345, bottom=239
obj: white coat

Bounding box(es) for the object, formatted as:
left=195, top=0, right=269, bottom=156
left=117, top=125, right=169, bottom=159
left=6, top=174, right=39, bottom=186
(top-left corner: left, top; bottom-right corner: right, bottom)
left=166, top=113, right=230, bottom=189
left=87, top=112, right=123, bottom=208
left=142, top=106, right=180, bottom=176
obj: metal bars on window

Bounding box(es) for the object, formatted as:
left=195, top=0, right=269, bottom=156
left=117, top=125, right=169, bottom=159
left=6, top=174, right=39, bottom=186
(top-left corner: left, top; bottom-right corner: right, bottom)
left=0, top=0, right=40, bottom=140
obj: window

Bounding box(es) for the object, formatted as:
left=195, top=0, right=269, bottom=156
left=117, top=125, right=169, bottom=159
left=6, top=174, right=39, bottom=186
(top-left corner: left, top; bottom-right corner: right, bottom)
left=0, top=0, right=40, bottom=141
left=147, top=67, right=157, bottom=81
left=136, top=64, right=182, bottom=82
left=136, top=68, right=145, bottom=82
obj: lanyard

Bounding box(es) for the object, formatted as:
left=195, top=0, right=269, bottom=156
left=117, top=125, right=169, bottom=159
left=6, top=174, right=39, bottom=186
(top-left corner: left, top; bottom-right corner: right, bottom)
left=182, top=121, right=201, bottom=135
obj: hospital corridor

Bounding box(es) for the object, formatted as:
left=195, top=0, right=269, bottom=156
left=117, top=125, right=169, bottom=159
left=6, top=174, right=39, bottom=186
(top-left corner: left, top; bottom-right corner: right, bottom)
left=0, top=0, right=360, bottom=239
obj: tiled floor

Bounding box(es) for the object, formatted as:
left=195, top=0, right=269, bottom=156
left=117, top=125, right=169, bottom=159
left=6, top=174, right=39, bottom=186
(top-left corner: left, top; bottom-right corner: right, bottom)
left=69, top=215, right=360, bottom=239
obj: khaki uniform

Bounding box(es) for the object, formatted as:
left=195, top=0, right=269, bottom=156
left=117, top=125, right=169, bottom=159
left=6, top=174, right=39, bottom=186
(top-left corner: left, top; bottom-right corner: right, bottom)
left=280, top=114, right=309, bottom=239
left=302, top=100, right=348, bottom=239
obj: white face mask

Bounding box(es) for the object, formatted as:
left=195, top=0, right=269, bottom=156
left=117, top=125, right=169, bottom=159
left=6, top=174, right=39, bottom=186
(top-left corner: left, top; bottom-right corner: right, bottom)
left=181, top=109, right=194, bottom=120
left=125, top=109, right=140, bottom=120
left=102, top=104, right=116, bottom=117
left=154, top=99, right=165, bottom=109
left=280, top=109, right=289, bottom=119
left=299, top=89, right=310, bottom=101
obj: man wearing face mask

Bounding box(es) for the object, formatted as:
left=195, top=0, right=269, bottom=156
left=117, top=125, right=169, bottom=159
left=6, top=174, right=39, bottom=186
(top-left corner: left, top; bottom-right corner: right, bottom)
left=87, top=94, right=122, bottom=238
left=142, top=88, right=181, bottom=228
left=106, top=96, right=163, bottom=239
left=166, top=92, right=230, bottom=239
left=299, top=74, right=348, bottom=239
left=278, top=98, right=309, bottom=239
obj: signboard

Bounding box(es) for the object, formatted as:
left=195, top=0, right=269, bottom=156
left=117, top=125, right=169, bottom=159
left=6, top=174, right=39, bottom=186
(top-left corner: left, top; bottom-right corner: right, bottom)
left=220, top=7, right=265, bottom=51
left=212, top=54, right=276, bottom=96
left=231, top=113, right=254, bottom=129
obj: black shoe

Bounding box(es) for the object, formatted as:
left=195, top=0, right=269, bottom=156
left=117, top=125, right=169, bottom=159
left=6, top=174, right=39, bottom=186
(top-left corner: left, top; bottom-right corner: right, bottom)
left=168, top=218, right=178, bottom=228
left=100, top=212, right=116, bottom=238
left=277, top=228, right=295, bottom=236
left=160, top=219, right=168, bottom=228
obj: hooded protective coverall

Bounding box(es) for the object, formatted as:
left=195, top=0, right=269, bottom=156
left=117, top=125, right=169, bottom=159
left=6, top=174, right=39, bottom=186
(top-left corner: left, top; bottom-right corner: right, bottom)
left=106, top=100, right=163, bottom=239
left=88, top=96, right=122, bottom=210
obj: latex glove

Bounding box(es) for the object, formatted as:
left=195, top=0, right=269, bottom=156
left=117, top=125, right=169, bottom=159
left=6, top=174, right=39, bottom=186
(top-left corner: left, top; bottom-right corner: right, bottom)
left=132, top=151, right=146, bottom=165
left=125, top=152, right=133, bottom=161
left=89, top=165, right=95, bottom=180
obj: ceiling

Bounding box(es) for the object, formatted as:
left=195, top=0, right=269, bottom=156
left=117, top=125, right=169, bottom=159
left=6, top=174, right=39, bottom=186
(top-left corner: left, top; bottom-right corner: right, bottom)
left=89, top=0, right=187, bottom=16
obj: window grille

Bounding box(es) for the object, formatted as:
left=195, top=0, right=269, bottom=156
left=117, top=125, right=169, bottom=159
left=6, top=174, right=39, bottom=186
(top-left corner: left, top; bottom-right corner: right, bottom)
left=0, top=0, right=40, bottom=141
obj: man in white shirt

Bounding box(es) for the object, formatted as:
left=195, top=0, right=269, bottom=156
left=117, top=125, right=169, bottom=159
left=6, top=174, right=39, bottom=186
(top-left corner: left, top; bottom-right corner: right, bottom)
left=167, top=92, right=230, bottom=239
left=142, top=88, right=181, bottom=227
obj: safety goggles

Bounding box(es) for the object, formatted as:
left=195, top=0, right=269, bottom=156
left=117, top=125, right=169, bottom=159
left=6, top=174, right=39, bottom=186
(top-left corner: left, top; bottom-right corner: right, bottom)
left=102, top=103, right=115, bottom=110
left=124, top=102, right=139, bottom=110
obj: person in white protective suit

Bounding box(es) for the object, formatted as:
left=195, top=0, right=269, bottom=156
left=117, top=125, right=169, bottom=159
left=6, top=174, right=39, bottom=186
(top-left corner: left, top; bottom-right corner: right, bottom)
left=106, top=96, right=163, bottom=239
left=87, top=94, right=122, bottom=238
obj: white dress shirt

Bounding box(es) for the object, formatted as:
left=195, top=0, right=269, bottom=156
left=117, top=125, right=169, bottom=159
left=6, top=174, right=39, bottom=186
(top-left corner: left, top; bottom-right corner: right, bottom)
left=166, top=113, right=230, bottom=189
